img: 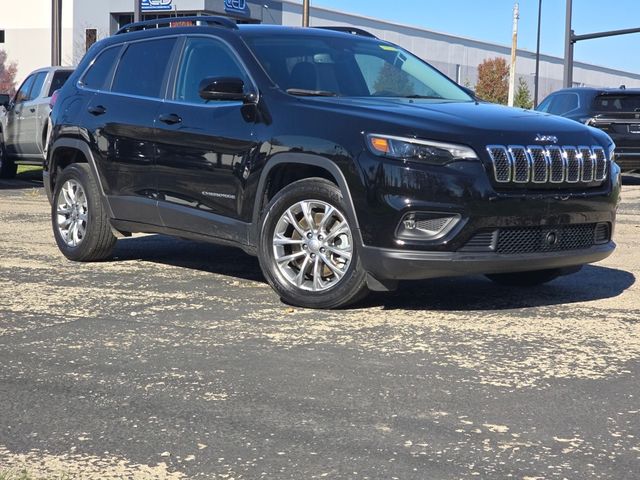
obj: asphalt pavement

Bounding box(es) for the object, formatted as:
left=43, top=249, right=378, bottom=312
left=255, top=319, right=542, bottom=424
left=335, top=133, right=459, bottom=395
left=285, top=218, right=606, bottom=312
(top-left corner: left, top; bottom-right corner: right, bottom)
left=1, top=170, right=639, bottom=479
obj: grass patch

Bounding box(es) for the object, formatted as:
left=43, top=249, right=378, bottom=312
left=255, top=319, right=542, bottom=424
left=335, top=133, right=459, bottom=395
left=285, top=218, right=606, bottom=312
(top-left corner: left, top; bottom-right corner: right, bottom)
left=17, top=164, right=43, bottom=175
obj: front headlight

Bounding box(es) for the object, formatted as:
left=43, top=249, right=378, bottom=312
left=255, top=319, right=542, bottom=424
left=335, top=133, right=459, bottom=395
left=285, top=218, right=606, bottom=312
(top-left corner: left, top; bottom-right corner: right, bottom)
left=608, top=143, right=616, bottom=163
left=366, top=134, right=478, bottom=165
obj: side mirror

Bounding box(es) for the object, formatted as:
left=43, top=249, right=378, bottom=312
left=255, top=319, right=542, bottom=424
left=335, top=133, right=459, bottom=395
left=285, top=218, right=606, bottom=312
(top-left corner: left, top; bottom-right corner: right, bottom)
left=198, top=77, right=254, bottom=102
left=0, top=94, right=11, bottom=109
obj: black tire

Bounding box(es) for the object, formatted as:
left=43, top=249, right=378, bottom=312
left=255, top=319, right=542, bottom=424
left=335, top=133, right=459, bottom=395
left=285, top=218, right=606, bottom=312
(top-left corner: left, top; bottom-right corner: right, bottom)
left=486, top=267, right=574, bottom=287
left=51, top=163, right=116, bottom=261
left=258, top=178, right=369, bottom=309
left=0, top=139, right=17, bottom=179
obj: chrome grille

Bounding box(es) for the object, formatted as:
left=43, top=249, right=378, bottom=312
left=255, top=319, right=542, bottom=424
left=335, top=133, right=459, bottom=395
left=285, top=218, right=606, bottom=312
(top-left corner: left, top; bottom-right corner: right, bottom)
left=488, top=146, right=511, bottom=182
left=564, top=147, right=580, bottom=183
left=548, top=146, right=564, bottom=183
left=593, top=147, right=607, bottom=180
left=528, top=146, right=548, bottom=183
left=510, top=146, right=530, bottom=183
left=486, top=144, right=609, bottom=186
left=579, top=146, right=594, bottom=182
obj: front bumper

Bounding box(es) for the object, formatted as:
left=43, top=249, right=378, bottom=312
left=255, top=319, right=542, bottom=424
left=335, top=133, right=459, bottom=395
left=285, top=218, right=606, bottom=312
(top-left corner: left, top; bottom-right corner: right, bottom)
left=360, top=242, right=615, bottom=281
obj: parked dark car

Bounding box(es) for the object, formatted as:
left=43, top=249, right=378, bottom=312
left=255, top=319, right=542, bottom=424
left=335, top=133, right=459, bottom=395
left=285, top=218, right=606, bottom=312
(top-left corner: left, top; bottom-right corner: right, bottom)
left=0, top=66, right=74, bottom=178
left=536, top=87, right=640, bottom=172
left=45, top=17, right=619, bottom=309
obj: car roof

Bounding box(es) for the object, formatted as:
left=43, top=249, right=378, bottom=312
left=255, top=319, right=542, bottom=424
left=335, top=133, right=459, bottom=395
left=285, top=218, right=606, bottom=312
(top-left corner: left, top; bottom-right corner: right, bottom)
left=553, top=87, right=640, bottom=96
left=29, top=66, right=75, bottom=75
left=110, top=21, right=381, bottom=44
left=237, top=24, right=378, bottom=40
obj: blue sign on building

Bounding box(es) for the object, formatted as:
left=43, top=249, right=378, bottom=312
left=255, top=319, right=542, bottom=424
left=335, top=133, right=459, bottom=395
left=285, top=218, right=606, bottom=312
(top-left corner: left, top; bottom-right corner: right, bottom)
left=141, top=0, right=173, bottom=11
left=224, top=0, right=249, bottom=16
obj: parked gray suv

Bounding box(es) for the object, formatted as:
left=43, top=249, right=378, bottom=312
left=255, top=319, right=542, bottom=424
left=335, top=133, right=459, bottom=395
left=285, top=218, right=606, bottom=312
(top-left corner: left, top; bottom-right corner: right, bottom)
left=0, top=66, right=73, bottom=178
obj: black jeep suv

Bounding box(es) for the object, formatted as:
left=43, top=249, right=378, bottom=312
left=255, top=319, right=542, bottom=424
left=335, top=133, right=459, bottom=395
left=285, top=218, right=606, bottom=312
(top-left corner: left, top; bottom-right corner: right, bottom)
left=45, top=17, right=620, bottom=309
left=537, top=87, right=640, bottom=172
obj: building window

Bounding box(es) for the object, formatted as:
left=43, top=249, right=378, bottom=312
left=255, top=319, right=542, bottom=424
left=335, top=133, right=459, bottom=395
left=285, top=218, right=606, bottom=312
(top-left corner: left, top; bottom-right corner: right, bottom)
left=0, top=30, right=5, bottom=43
left=85, top=28, right=97, bottom=52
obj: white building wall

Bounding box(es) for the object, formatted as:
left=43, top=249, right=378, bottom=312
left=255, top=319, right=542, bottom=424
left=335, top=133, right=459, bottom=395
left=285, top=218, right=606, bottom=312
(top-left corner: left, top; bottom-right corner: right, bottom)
left=0, top=0, right=73, bottom=85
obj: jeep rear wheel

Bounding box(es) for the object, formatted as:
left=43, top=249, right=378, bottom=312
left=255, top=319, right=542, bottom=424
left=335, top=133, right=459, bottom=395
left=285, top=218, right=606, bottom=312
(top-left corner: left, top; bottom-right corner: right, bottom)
left=259, top=178, right=369, bottom=309
left=52, top=163, right=116, bottom=261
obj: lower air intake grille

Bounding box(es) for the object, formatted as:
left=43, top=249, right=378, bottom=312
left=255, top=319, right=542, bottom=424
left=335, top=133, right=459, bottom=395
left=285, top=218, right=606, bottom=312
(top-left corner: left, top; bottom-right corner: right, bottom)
left=460, top=223, right=611, bottom=254
left=496, top=224, right=595, bottom=254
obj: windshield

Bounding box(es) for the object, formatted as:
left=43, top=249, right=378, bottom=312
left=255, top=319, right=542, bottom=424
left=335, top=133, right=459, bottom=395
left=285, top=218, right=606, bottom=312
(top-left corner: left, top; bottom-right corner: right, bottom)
left=593, top=94, right=640, bottom=113
left=243, top=35, right=472, bottom=101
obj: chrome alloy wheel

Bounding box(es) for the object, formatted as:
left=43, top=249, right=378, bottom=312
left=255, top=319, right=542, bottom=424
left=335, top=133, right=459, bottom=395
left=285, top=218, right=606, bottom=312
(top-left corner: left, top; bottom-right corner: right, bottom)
left=56, top=179, right=88, bottom=247
left=273, top=199, right=353, bottom=292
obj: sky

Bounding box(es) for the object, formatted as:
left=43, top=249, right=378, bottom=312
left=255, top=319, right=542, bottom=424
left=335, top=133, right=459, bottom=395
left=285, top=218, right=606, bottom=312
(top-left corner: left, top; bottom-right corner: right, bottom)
left=311, top=0, right=640, bottom=74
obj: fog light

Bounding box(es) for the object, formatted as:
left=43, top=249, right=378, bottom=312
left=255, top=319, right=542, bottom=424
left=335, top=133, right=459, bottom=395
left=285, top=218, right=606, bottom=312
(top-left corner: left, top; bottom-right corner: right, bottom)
left=403, top=217, right=417, bottom=230
left=396, top=212, right=462, bottom=241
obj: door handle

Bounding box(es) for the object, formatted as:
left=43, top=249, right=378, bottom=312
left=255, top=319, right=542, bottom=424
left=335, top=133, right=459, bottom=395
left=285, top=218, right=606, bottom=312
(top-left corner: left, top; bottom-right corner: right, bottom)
left=88, top=105, right=107, bottom=116
left=158, top=113, right=182, bottom=125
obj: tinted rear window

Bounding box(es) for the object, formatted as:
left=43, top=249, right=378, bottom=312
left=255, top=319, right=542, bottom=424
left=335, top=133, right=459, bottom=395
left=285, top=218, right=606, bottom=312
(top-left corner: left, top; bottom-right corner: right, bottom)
left=112, top=38, right=176, bottom=98
left=593, top=94, right=640, bottom=112
left=82, top=46, right=121, bottom=90
left=48, top=70, right=73, bottom=97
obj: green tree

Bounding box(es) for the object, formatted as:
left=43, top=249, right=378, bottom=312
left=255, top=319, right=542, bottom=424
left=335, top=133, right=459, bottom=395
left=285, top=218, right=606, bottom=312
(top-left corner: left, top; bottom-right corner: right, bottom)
left=514, top=76, right=533, bottom=109
left=475, top=57, right=509, bottom=105
left=0, top=50, right=18, bottom=95
left=373, top=63, right=413, bottom=96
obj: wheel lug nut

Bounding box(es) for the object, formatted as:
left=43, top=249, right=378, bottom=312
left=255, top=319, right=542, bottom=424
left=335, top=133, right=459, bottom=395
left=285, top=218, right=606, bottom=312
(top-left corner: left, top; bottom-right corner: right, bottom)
left=318, top=235, right=324, bottom=240
left=310, top=253, right=316, bottom=259
left=320, top=247, right=326, bottom=253
left=302, top=244, right=308, bottom=249
left=307, top=232, right=313, bottom=239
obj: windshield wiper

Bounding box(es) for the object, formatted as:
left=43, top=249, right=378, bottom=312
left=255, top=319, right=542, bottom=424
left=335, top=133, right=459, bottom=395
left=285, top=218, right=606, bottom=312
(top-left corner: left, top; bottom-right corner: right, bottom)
left=402, top=94, right=443, bottom=99
left=286, top=88, right=338, bottom=97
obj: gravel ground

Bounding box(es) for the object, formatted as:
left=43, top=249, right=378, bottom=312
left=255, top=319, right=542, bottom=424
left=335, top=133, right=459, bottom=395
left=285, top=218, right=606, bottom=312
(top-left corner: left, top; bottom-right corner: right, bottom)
left=1, top=171, right=639, bottom=479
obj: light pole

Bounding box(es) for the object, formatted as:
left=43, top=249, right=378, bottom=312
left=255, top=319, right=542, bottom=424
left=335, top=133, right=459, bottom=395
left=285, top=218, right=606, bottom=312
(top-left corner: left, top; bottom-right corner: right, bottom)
left=302, top=0, right=310, bottom=27
left=562, top=0, right=573, bottom=88
left=134, top=0, right=142, bottom=22
left=51, top=0, right=62, bottom=66
left=563, top=0, right=640, bottom=88
left=507, top=2, right=519, bottom=107
left=534, top=0, right=542, bottom=107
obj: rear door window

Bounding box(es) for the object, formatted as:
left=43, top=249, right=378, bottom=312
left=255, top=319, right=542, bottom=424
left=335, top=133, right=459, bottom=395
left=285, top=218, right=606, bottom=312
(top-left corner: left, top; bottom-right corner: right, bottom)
left=29, top=72, right=48, bottom=100
left=81, top=46, right=121, bottom=90
left=112, top=38, right=177, bottom=98
left=48, top=70, right=73, bottom=97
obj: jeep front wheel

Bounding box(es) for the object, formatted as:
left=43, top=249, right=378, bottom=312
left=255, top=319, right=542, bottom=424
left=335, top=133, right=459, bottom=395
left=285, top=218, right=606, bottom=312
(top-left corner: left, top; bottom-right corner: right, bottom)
left=52, top=163, right=116, bottom=261
left=258, top=178, right=368, bottom=309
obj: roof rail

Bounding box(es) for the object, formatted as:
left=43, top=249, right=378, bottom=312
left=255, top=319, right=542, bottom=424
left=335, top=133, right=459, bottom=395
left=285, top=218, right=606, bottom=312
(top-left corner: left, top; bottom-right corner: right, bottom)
left=115, top=15, right=238, bottom=35
left=314, top=26, right=377, bottom=39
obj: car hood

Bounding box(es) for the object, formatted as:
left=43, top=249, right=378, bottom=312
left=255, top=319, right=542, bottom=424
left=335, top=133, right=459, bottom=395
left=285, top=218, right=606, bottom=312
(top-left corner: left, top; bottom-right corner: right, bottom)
left=306, top=97, right=612, bottom=148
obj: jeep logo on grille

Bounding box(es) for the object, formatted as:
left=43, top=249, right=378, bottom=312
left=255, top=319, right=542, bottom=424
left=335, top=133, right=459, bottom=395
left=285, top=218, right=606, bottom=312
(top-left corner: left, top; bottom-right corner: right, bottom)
left=535, top=134, right=558, bottom=144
